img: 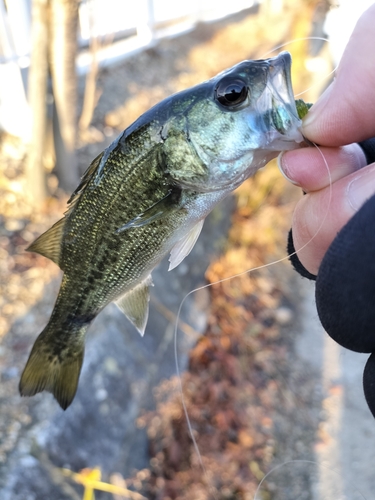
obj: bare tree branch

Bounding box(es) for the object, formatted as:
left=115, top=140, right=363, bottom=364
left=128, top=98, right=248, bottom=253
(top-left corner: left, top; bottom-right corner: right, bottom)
left=49, top=0, right=80, bottom=192
left=26, top=0, right=49, bottom=204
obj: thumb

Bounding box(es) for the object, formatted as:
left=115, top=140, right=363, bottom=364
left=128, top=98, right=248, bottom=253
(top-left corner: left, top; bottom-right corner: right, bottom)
left=302, top=3, right=375, bottom=146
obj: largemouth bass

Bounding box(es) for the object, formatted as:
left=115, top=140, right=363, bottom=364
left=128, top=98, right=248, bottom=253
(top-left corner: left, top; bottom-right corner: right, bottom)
left=20, top=51, right=305, bottom=409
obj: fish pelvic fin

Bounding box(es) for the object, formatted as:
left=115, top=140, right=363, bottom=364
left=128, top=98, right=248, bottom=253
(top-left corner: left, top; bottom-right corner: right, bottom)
left=27, top=217, right=66, bottom=269
left=115, top=275, right=153, bottom=336
left=19, top=327, right=86, bottom=410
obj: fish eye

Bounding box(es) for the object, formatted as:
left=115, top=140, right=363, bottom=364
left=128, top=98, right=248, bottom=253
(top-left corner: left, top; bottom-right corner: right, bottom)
left=215, top=78, right=248, bottom=108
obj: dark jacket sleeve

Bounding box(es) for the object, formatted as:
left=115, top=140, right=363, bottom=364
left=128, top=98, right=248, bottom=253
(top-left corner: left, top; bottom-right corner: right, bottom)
left=315, top=193, right=375, bottom=353
left=316, top=193, right=375, bottom=417
left=287, top=137, right=375, bottom=418
left=359, top=138, right=375, bottom=164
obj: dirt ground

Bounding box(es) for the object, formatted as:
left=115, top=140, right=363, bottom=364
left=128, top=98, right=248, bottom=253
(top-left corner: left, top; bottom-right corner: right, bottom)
left=0, top=2, right=351, bottom=499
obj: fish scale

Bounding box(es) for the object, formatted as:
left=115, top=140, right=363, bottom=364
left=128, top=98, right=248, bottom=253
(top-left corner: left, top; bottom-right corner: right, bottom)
left=19, top=51, right=308, bottom=409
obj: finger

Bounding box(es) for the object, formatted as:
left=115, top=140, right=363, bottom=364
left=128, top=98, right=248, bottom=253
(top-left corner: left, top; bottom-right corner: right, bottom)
left=292, top=162, right=375, bottom=275
left=302, top=4, right=375, bottom=146
left=278, top=143, right=367, bottom=192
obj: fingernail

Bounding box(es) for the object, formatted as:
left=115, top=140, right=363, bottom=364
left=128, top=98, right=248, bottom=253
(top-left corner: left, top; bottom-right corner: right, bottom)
left=348, top=164, right=375, bottom=211
left=277, top=152, right=300, bottom=186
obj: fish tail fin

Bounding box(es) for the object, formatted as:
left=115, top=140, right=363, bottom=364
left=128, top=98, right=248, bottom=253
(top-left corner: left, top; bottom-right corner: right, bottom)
left=19, top=326, right=86, bottom=410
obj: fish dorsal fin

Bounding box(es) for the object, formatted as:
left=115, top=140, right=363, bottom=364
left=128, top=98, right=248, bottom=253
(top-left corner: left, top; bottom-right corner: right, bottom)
left=66, top=151, right=105, bottom=212
left=168, top=219, right=204, bottom=271
left=27, top=217, right=66, bottom=269
left=115, top=275, right=153, bottom=336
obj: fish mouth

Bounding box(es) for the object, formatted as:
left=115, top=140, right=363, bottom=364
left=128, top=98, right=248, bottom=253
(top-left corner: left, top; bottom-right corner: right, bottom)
left=260, top=51, right=304, bottom=146
left=268, top=51, right=297, bottom=124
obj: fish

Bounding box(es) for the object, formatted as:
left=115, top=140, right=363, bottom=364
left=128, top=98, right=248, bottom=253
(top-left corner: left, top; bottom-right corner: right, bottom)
left=19, top=51, right=305, bottom=410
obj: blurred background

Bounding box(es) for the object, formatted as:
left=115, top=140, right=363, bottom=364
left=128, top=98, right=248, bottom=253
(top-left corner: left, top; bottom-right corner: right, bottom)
left=0, top=0, right=374, bottom=499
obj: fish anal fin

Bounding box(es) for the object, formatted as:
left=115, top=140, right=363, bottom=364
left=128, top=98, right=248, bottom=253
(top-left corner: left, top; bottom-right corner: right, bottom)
left=168, top=219, right=204, bottom=271
left=19, top=328, right=85, bottom=410
left=27, top=217, right=66, bottom=269
left=115, top=275, right=153, bottom=336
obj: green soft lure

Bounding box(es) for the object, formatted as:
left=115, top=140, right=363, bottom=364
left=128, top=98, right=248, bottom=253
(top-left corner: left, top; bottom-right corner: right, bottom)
left=295, top=99, right=313, bottom=120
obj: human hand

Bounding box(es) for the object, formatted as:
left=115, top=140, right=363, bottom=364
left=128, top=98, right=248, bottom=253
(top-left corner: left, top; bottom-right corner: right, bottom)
left=279, top=3, right=375, bottom=275
left=278, top=4, right=375, bottom=418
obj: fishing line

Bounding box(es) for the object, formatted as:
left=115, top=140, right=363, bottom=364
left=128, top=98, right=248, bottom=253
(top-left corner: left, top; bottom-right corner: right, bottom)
left=261, top=36, right=331, bottom=57
left=173, top=142, right=333, bottom=498
left=261, top=37, right=339, bottom=97
left=253, top=460, right=367, bottom=500
left=173, top=37, right=337, bottom=498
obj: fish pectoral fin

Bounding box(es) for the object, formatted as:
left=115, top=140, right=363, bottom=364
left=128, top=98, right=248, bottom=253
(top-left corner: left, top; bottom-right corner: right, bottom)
left=115, top=275, right=153, bottom=336
left=116, top=187, right=182, bottom=233
left=168, top=219, right=204, bottom=271
left=27, top=217, right=66, bottom=269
